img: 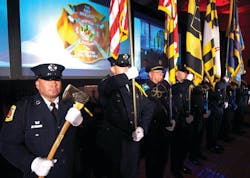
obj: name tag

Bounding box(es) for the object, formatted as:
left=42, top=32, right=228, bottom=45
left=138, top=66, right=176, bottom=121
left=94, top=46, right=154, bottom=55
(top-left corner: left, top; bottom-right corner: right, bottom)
left=31, top=124, right=43, bottom=129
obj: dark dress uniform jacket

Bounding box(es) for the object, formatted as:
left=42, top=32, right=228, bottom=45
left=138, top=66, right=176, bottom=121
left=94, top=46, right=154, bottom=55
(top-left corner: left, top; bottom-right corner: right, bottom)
left=144, top=80, right=171, bottom=125
left=143, top=80, right=172, bottom=139
left=142, top=80, right=172, bottom=178
left=172, top=79, right=193, bottom=127
left=96, top=73, right=153, bottom=178
left=97, top=74, right=153, bottom=144
left=0, top=94, right=76, bottom=178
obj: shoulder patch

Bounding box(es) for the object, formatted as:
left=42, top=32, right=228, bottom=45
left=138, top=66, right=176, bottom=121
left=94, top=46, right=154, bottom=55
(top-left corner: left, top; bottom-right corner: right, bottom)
left=5, top=105, right=16, bottom=122
left=141, top=83, right=150, bottom=91
left=135, top=82, right=148, bottom=97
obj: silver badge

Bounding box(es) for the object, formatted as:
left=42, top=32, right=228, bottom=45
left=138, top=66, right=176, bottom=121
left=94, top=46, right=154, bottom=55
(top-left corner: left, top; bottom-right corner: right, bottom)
left=35, top=100, right=41, bottom=105
left=123, top=54, right=129, bottom=60
left=159, top=59, right=162, bottom=65
left=48, top=64, right=57, bottom=72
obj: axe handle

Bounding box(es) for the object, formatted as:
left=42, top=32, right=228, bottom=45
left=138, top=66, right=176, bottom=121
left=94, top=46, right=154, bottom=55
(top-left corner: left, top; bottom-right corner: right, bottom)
left=38, top=102, right=84, bottom=178
left=38, top=121, right=71, bottom=178
left=75, top=101, right=93, bottom=117
left=84, top=107, right=93, bottom=117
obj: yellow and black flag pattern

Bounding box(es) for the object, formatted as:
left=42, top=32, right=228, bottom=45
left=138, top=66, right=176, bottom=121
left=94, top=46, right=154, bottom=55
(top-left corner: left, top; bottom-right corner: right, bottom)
left=158, top=0, right=178, bottom=85
left=226, top=0, right=245, bottom=85
left=186, top=0, right=203, bottom=86
left=203, top=0, right=221, bottom=89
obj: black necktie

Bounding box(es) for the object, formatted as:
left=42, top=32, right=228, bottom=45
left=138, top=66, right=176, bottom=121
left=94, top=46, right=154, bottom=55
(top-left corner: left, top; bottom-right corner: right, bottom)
left=50, top=102, right=58, bottom=119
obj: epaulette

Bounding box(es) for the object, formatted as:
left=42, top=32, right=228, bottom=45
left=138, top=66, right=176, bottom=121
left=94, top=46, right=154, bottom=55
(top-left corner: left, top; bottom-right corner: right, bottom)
left=101, top=75, right=110, bottom=81
left=135, top=82, right=148, bottom=97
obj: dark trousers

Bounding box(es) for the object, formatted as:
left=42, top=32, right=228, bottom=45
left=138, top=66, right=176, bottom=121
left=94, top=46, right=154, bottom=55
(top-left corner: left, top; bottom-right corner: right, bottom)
left=170, top=122, right=192, bottom=174
left=144, top=127, right=171, bottom=178
left=220, top=108, right=234, bottom=138
left=102, top=140, right=140, bottom=178
left=206, top=106, right=224, bottom=148
left=189, top=112, right=205, bottom=159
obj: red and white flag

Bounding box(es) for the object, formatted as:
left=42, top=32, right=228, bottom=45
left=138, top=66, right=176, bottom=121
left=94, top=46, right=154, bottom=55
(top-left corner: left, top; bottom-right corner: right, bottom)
left=109, top=0, right=128, bottom=59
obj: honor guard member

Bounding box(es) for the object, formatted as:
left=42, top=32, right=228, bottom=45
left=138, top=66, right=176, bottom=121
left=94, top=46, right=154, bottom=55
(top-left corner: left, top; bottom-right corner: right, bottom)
left=170, top=65, right=194, bottom=178
left=96, top=54, right=153, bottom=178
left=233, top=79, right=249, bottom=134
left=141, top=62, right=175, bottom=178
left=188, top=82, right=207, bottom=165
left=0, top=63, right=84, bottom=178
left=206, top=76, right=229, bottom=153
left=220, top=81, right=237, bottom=142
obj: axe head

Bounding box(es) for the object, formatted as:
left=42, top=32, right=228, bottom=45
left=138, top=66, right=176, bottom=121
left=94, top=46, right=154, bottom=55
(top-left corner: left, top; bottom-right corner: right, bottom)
left=62, top=84, right=89, bottom=104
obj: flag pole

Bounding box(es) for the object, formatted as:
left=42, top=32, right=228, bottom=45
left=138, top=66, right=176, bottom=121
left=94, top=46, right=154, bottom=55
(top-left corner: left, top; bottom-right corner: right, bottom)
left=127, top=0, right=137, bottom=129
left=225, top=0, right=234, bottom=77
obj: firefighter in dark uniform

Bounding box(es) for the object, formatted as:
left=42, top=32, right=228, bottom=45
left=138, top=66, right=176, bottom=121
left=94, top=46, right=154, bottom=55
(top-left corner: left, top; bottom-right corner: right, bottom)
left=240, top=80, right=250, bottom=115
left=170, top=66, right=194, bottom=178
left=188, top=81, right=209, bottom=165
left=206, top=76, right=229, bottom=153
left=220, top=81, right=237, bottom=142
left=233, top=80, right=249, bottom=134
left=96, top=54, right=153, bottom=178
left=141, top=63, right=175, bottom=178
left=0, top=63, right=84, bottom=178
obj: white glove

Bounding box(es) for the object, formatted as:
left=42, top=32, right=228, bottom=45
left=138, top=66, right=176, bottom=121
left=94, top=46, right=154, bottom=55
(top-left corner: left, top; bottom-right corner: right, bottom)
left=166, top=119, right=176, bottom=131
left=186, top=114, right=194, bottom=124
left=224, top=102, right=229, bottom=109
left=31, top=157, right=55, bottom=177
left=132, top=127, right=144, bottom=142
left=125, top=66, right=139, bottom=80
left=223, top=76, right=230, bottom=83
left=164, top=70, right=172, bottom=85
left=203, top=110, right=211, bottom=118
left=186, top=73, right=194, bottom=81
left=65, top=107, right=83, bottom=126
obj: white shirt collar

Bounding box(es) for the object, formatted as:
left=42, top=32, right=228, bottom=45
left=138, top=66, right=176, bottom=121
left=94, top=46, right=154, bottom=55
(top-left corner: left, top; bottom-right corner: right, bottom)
left=41, top=95, right=59, bottom=110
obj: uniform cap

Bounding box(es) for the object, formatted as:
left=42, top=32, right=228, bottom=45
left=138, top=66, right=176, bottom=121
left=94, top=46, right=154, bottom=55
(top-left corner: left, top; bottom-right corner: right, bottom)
left=108, top=54, right=130, bottom=67
left=145, top=59, right=164, bottom=72
left=31, top=63, right=65, bottom=80
left=146, top=65, right=164, bottom=72
left=177, top=64, right=188, bottom=72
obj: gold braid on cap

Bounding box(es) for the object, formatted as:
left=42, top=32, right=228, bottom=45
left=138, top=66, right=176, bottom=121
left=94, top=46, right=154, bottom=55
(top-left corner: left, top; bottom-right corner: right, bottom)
left=150, top=66, right=163, bottom=71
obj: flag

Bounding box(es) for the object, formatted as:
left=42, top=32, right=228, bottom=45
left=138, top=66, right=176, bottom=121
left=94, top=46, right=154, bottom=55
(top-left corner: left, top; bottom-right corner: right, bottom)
left=186, top=0, right=203, bottom=86
left=109, top=0, right=128, bottom=59
left=203, top=0, right=221, bottom=88
left=226, top=0, right=245, bottom=85
left=158, top=0, right=179, bottom=84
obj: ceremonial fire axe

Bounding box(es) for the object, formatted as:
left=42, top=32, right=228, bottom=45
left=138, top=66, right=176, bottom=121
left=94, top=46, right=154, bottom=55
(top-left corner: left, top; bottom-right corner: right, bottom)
left=38, top=84, right=91, bottom=178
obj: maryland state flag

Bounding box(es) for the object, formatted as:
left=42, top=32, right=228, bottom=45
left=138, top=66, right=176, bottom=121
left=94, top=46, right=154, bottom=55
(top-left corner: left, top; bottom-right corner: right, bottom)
left=109, top=0, right=129, bottom=59
left=226, top=0, right=245, bottom=85
left=203, top=0, right=221, bottom=88
left=158, top=0, right=179, bottom=84
left=186, top=0, right=203, bottom=86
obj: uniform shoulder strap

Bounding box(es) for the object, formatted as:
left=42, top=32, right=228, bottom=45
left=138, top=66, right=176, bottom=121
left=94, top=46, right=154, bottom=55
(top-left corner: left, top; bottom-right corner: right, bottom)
left=135, top=81, right=148, bottom=97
